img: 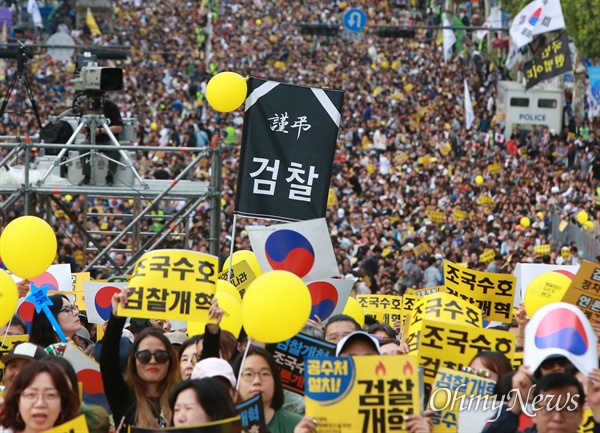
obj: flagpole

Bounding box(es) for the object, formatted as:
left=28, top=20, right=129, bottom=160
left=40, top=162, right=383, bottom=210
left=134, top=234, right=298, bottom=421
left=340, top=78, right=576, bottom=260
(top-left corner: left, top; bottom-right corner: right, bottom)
left=227, top=214, right=238, bottom=282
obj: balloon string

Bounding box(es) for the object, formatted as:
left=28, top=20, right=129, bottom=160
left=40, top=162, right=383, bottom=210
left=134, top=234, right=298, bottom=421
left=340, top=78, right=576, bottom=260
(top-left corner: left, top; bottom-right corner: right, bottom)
left=236, top=336, right=252, bottom=391
left=1, top=314, right=14, bottom=347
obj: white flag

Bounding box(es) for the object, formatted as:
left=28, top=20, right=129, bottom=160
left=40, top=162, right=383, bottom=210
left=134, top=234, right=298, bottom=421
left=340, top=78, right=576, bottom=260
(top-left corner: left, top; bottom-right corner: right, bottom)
left=510, top=0, right=565, bottom=48
left=27, top=0, right=43, bottom=28
left=464, top=80, right=475, bottom=130
left=505, top=42, right=522, bottom=69
left=532, top=0, right=565, bottom=35
left=475, top=6, right=502, bottom=42
left=442, top=15, right=456, bottom=63
left=509, top=0, right=541, bottom=48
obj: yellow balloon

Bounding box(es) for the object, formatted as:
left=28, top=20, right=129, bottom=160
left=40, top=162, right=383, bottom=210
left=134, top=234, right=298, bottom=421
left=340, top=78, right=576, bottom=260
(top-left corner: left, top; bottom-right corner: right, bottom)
left=520, top=217, right=531, bottom=227
left=577, top=211, right=589, bottom=225
left=216, top=279, right=242, bottom=305
left=215, top=292, right=242, bottom=337
left=342, top=297, right=365, bottom=328
left=0, top=216, right=57, bottom=279
left=187, top=293, right=243, bottom=338
left=242, top=271, right=311, bottom=343
left=475, top=175, right=484, bottom=185
left=255, top=18, right=262, bottom=25
left=524, top=272, right=571, bottom=318
left=222, top=250, right=263, bottom=279
left=64, top=194, right=73, bottom=202
left=0, top=270, right=18, bottom=328
left=206, top=72, right=247, bottom=113
left=584, top=220, right=595, bottom=231
left=150, top=122, right=158, bottom=130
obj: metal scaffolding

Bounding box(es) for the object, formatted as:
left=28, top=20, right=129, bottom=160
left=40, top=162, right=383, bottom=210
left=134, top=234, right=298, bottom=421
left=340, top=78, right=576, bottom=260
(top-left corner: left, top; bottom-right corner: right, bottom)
left=0, top=138, right=222, bottom=275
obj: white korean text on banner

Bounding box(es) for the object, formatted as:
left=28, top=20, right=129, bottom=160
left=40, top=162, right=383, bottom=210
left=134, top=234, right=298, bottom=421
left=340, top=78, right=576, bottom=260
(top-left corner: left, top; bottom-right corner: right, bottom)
left=235, top=77, right=344, bottom=221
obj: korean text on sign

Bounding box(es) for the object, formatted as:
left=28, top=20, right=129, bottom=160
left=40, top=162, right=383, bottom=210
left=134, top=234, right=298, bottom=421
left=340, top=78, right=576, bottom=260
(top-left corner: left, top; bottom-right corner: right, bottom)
left=406, top=319, right=514, bottom=384
left=266, top=332, right=336, bottom=395
left=442, top=261, right=516, bottom=323
left=357, top=294, right=403, bottom=326
left=407, top=292, right=483, bottom=333
left=562, top=260, right=600, bottom=321
left=118, top=250, right=219, bottom=322
left=218, top=259, right=256, bottom=297
left=305, top=355, right=421, bottom=433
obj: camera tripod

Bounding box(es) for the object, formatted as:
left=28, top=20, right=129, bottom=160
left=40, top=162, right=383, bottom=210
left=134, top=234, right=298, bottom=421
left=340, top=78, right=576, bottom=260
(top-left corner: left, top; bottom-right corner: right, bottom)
left=0, top=42, right=42, bottom=132
left=37, top=113, right=146, bottom=187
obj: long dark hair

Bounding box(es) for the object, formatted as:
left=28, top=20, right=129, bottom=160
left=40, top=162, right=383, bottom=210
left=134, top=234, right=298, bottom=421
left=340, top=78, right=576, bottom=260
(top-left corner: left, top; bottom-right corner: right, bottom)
left=0, top=361, right=80, bottom=430
left=29, top=294, right=69, bottom=348
left=169, top=378, right=237, bottom=425
left=125, top=327, right=180, bottom=427
left=232, top=346, right=284, bottom=410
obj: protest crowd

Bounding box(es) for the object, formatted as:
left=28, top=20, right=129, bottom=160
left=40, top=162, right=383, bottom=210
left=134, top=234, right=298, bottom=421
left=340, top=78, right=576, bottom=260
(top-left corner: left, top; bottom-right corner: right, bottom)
left=1, top=0, right=600, bottom=432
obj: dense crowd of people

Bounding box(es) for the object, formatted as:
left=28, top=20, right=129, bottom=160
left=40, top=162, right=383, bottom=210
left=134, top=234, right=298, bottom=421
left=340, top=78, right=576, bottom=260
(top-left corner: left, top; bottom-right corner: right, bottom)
left=1, top=0, right=600, bottom=432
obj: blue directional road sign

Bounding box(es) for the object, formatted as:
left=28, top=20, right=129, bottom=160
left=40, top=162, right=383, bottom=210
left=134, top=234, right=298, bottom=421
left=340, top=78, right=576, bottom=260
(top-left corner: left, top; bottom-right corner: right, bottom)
left=343, top=8, right=367, bottom=32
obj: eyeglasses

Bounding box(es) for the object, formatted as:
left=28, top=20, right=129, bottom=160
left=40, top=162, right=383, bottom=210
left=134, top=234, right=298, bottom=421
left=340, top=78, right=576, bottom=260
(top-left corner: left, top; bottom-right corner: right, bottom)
left=59, top=305, right=79, bottom=316
left=241, top=370, right=273, bottom=382
left=135, top=350, right=170, bottom=365
left=462, top=366, right=491, bottom=379
left=21, top=390, right=60, bottom=403
left=540, top=358, right=570, bottom=370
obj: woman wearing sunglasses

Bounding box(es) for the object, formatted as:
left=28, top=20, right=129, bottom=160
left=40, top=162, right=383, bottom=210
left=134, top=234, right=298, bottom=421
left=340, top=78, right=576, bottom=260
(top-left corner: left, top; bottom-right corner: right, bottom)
left=29, top=294, right=83, bottom=349
left=100, top=289, right=180, bottom=431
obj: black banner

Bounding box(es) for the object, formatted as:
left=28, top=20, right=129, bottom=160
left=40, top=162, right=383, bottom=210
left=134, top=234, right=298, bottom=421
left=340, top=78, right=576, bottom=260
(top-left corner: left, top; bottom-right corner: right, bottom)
left=235, top=77, right=344, bottom=221
left=265, top=332, right=336, bottom=395
left=524, top=31, right=572, bottom=90
left=235, top=394, right=268, bottom=433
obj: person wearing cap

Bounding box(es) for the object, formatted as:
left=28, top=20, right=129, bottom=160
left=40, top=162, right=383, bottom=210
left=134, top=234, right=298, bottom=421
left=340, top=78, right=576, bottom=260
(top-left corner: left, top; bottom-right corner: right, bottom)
left=336, top=331, right=382, bottom=357
left=191, top=357, right=237, bottom=400
left=0, top=342, right=49, bottom=394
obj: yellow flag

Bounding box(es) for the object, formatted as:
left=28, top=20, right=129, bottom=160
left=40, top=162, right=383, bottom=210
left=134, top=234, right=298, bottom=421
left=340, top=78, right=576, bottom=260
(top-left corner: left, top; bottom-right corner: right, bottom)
left=86, top=8, right=101, bottom=35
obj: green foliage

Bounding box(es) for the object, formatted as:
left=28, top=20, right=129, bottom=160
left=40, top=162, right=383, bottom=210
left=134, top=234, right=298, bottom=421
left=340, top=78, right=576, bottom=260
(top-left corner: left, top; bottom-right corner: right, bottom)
left=500, top=0, right=600, bottom=58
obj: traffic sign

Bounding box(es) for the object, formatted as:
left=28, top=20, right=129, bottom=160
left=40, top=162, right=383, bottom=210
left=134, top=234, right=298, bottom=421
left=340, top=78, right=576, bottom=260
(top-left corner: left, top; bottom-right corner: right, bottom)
left=343, top=8, right=367, bottom=32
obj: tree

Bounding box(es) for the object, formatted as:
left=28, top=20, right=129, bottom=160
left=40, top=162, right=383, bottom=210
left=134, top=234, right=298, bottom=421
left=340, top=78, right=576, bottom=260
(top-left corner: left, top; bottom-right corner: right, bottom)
left=500, top=0, right=600, bottom=125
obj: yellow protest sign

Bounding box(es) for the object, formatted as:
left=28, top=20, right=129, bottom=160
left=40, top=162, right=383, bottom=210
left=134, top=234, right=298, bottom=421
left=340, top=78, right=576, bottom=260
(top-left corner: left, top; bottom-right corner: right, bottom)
left=418, top=155, right=431, bottom=166
left=0, top=335, right=29, bottom=374
left=305, top=355, right=421, bottom=432
left=118, top=250, right=218, bottom=322
left=534, top=244, right=551, bottom=257
left=395, top=152, right=408, bottom=165
left=406, top=319, right=515, bottom=384
left=579, top=409, right=596, bottom=433
left=71, top=272, right=91, bottom=309
left=413, top=242, right=431, bottom=256
left=430, top=367, right=496, bottom=433
left=453, top=209, right=467, bottom=220
left=408, top=293, right=482, bottom=331
left=479, top=249, right=495, bottom=265
left=218, top=259, right=256, bottom=297
left=327, top=188, right=338, bottom=207
left=356, top=294, right=403, bottom=326
left=431, top=211, right=445, bottom=224
left=487, top=163, right=501, bottom=174
left=439, top=142, right=452, bottom=156
left=561, top=260, right=600, bottom=321
left=442, top=261, right=516, bottom=323
left=44, top=415, right=89, bottom=433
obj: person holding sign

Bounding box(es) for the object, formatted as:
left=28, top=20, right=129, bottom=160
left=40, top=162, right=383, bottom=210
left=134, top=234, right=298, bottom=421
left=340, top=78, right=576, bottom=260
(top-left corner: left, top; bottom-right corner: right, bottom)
left=0, top=361, right=81, bottom=433
left=100, top=289, right=180, bottom=430
left=232, top=347, right=317, bottom=433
